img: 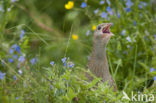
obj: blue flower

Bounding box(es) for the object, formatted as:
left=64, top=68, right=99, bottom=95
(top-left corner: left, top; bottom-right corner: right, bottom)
left=106, top=0, right=111, bottom=5
left=94, top=9, right=99, bottom=14
left=86, top=30, right=90, bottom=36
left=153, top=76, right=156, bottom=81
left=121, top=30, right=126, bottom=36
left=100, top=0, right=105, bottom=5
left=50, top=84, right=53, bottom=90
left=50, top=61, right=54, bottom=66
left=81, top=2, right=87, bottom=8
left=13, top=75, right=17, bottom=80
left=0, top=6, right=4, bottom=12
left=15, top=97, right=19, bottom=100
left=11, top=44, right=18, bottom=48
left=154, top=34, right=156, bottom=40
left=13, top=54, right=18, bottom=59
left=125, top=8, right=131, bottom=12
left=9, top=49, right=14, bottom=54
left=15, top=46, right=21, bottom=54
left=8, top=58, right=14, bottom=63
left=64, top=62, right=66, bottom=66
left=18, top=69, right=22, bottom=75
left=11, top=0, right=17, bottom=2
left=20, top=30, right=25, bottom=40
left=133, top=21, right=136, bottom=26
left=18, top=56, right=25, bottom=62
left=30, top=58, right=36, bottom=65
left=68, top=62, right=74, bottom=68
left=126, top=0, right=133, bottom=8
left=150, top=68, right=155, bottom=72
left=101, top=12, right=108, bottom=18
left=0, top=71, right=6, bottom=80
left=106, top=6, right=113, bottom=15
left=117, top=11, right=120, bottom=18
left=61, top=57, right=66, bottom=63
left=126, top=36, right=131, bottom=42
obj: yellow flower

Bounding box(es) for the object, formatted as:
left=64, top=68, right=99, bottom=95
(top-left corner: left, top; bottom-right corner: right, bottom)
left=92, top=25, right=96, bottom=31
left=72, top=34, right=78, bottom=40
left=65, top=1, right=74, bottom=10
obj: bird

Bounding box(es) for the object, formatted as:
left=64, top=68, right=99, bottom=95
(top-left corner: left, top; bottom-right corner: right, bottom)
left=86, top=23, right=117, bottom=91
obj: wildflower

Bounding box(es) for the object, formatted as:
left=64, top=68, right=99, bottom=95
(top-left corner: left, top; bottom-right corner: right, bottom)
left=18, top=56, right=25, bottom=62
left=153, top=76, right=156, bottom=81
left=50, top=61, right=54, bottom=66
left=150, top=68, right=155, bottom=72
left=18, top=69, right=22, bottom=75
left=106, top=6, right=113, bottom=15
left=30, top=58, right=36, bottom=65
left=13, top=75, right=17, bottom=80
left=154, top=34, right=156, bottom=40
left=86, top=30, right=90, bottom=36
left=7, top=8, right=11, bottom=12
left=121, top=30, right=126, bottom=36
left=94, top=8, right=99, bottom=14
left=126, top=36, right=131, bottom=42
left=117, top=11, right=120, bottom=18
left=100, top=0, right=105, bottom=5
left=65, top=1, right=74, bottom=10
left=81, top=2, right=87, bottom=8
left=50, top=84, right=53, bottom=90
left=125, top=8, right=131, bottom=12
left=20, top=30, right=25, bottom=40
left=68, top=62, right=74, bottom=68
left=15, top=97, right=19, bottom=100
left=61, top=57, right=66, bottom=63
left=11, top=0, right=17, bottom=2
left=13, top=54, right=18, bottom=59
left=72, top=34, right=78, bottom=40
left=92, top=25, right=96, bottom=31
left=0, top=6, right=3, bottom=12
left=106, top=0, right=111, bottom=5
left=0, top=71, right=6, bottom=80
left=101, top=12, right=108, bottom=18
left=8, top=58, right=14, bottom=63
left=9, top=48, right=14, bottom=54
left=133, top=21, right=136, bottom=26
left=126, top=0, right=133, bottom=8
left=15, top=45, right=21, bottom=54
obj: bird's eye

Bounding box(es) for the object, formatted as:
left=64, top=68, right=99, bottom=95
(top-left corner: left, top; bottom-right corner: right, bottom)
left=97, top=26, right=101, bottom=30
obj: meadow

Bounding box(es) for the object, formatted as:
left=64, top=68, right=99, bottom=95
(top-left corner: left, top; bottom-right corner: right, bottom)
left=0, top=0, right=156, bottom=103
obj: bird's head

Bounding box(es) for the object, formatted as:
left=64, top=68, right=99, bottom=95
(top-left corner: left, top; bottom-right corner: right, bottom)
left=93, top=23, right=114, bottom=46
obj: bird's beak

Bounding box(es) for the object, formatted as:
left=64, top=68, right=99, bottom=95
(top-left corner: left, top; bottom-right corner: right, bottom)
left=106, top=23, right=114, bottom=37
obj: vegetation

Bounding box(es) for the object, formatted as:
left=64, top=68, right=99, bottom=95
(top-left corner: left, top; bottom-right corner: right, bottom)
left=0, top=0, right=156, bottom=103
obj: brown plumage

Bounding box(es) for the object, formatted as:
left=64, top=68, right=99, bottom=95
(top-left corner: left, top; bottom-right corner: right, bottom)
left=87, top=23, right=117, bottom=91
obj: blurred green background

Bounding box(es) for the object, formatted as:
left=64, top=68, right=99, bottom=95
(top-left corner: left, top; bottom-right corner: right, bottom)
left=0, top=0, right=156, bottom=102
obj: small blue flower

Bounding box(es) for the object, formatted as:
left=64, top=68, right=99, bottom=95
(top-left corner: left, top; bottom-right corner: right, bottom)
left=30, top=58, right=36, bottom=65
left=15, top=46, right=21, bottom=54
left=68, top=62, right=74, bottom=68
left=64, top=62, right=66, bottom=66
left=106, top=0, right=111, bottom=5
left=0, top=6, right=4, bottom=12
left=126, top=0, right=133, bottom=8
left=150, top=68, right=155, bottom=72
left=153, top=76, right=156, bottom=81
left=15, top=97, right=19, bottom=100
left=117, top=11, right=120, bottom=18
left=138, top=4, right=143, bottom=9
left=125, top=8, right=131, bottom=12
left=50, top=61, right=54, bottom=66
left=126, top=36, right=131, bottom=42
left=154, top=34, right=156, bottom=40
left=50, top=84, right=53, bottom=90
left=86, top=30, right=90, bottom=36
left=81, top=2, right=87, bottom=8
left=18, top=69, right=22, bottom=75
left=133, top=21, right=136, bottom=26
left=101, top=12, right=108, bottom=18
left=106, top=6, right=113, bottom=15
left=94, top=9, right=99, bottom=14
left=61, top=57, right=66, bottom=63
left=9, top=49, right=14, bottom=54
left=18, top=56, right=25, bottom=62
left=0, top=71, right=6, bottom=80
left=11, top=0, right=17, bottom=2
left=11, top=44, right=18, bottom=48
left=13, top=54, right=18, bottom=59
left=8, top=58, right=14, bottom=63
left=13, top=75, right=17, bottom=80
left=100, top=0, right=105, bottom=5
left=20, top=30, right=25, bottom=40
left=121, top=30, right=126, bottom=36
